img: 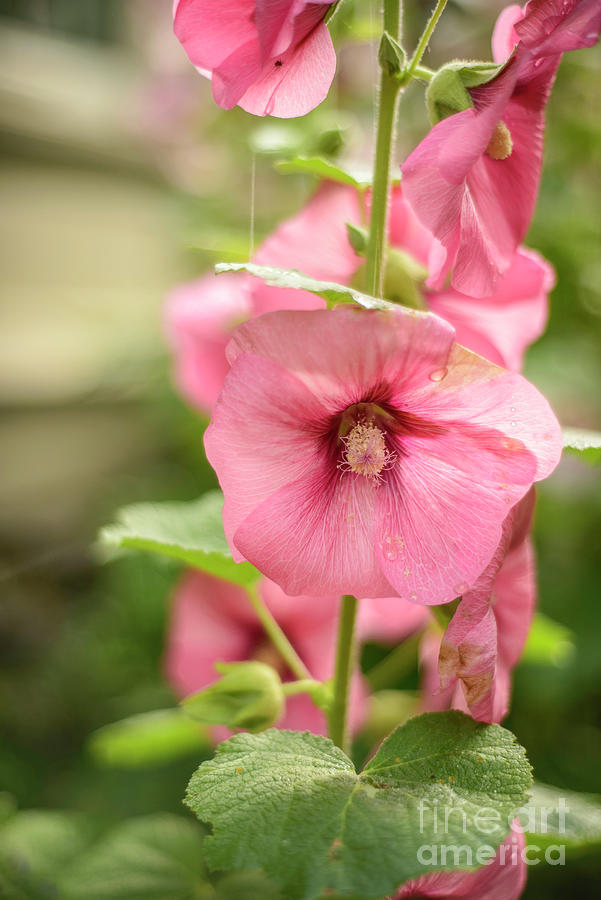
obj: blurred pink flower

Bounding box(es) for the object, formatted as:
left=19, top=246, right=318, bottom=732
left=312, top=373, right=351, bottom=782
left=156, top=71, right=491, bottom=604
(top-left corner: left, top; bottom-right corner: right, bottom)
left=164, top=182, right=552, bottom=415
left=421, top=492, right=536, bottom=723
left=401, top=0, right=600, bottom=297
left=164, top=570, right=389, bottom=736
left=164, top=273, right=252, bottom=412
left=395, top=824, right=526, bottom=899
left=255, top=180, right=554, bottom=371
left=204, top=306, right=561, bottom=602
left=173, top=0, right=337, bottom=117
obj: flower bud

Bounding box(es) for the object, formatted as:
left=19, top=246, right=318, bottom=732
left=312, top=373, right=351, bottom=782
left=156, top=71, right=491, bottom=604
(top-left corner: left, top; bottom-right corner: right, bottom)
left=181, top=661, right=284, bottom=733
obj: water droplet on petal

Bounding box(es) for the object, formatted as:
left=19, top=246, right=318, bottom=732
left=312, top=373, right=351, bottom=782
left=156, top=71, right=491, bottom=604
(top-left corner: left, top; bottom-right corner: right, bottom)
left=454, top=582, right=468, bottom=596
left=429, top=367, right=448, bottom=383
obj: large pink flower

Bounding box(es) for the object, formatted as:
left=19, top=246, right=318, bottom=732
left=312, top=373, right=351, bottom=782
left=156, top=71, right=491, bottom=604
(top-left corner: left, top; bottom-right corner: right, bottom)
left=205, top=306, right=561, bottom=602
left=173, top=0, right=337, bottom=117
left=420, top=493, right=536, bottom=723
left=395, top=825, right=526, bottom=899
left=165, top=570, right=366, bottom=735
left=401, top=0, right=600, bottom=297
left=165, top=273, right=252, bottom=412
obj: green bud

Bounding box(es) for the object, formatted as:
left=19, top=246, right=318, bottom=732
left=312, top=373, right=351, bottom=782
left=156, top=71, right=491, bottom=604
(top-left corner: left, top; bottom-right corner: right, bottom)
left=426, top=60, right=504, bottom=126
left=378, top=31, right=407, bottom=82
left=383, top=247, right=428, bottom=310
left=181, top=661, right=284, bottom=733
left=346, top=222, right=368, bottom=255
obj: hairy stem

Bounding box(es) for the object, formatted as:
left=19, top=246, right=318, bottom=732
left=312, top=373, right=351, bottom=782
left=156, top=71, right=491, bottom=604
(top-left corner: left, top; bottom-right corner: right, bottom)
left=328, top=595, right=359, bottom=752
left=245, top=583, right=311, bottom=681
left=405, top=0, right=448, bottom=81
left=364, top=0, right=402, bottom=298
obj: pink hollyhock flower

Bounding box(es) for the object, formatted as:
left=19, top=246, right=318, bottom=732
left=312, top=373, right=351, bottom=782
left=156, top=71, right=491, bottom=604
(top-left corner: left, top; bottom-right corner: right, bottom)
left=401, top=0, right=600, bottom=297
left=165, top=570, right=366, bottom=735
left=164, top=273, right=252, bottom=412
left=205, top=306, right=561, bottom=602
left=173, top=0, right=337, bottom=117
left=421, top=492, right=536, bottom=723
left=394, top=824, right=526, bottom=899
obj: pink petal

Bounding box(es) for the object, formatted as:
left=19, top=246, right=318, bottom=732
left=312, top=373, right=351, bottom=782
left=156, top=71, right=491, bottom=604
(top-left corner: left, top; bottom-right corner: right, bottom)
left=164, top=273, right=252, bottom=412
left=492, top=5, right=526, bottom=63
left=357, top=596, right=429, bottom=643
left=427, top=247, right=554, bottom=371
left=253, top=181, right=361, bottom=313
left=174, top=0, right=257, bottom=74
left=238, top=20, right=336, bottom=117
left=255, top=1, right=332, bottom=61
left=164, top=571, right=257, bottom=696
left=516, top=0, right=601, bottom=54
left=397, top=823, right=526, bottom=898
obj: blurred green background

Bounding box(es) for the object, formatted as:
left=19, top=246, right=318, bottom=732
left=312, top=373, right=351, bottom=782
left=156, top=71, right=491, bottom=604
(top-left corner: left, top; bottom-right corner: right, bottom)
left=0, top=1, right=600, bottom=897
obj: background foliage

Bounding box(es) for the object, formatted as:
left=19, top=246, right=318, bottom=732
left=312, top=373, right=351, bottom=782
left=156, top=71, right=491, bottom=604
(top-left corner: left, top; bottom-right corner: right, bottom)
left=0, top=1, right=600, bottom=897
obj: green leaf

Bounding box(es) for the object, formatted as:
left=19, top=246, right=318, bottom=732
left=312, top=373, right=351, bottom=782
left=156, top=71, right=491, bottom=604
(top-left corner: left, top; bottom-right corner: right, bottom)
left=562, top=427, right=601, bottom=464
left=426, top=60, right=504, bottom=125
left=88, top=709, right=210, bottom=768
left=0, top=811, right=95, bottom=898
left=521, top=783, right=601, bottom=851
left=521, top=613, right=575, bottom=667
left=60, top=815, right=210, bottom=900
left=186, top=712, right=532, bottom=900
left=100, top=491, right=259, bottom=586
left=275, top=156, right=371, bottom=188
left=215, top=262, right=397, bottom=312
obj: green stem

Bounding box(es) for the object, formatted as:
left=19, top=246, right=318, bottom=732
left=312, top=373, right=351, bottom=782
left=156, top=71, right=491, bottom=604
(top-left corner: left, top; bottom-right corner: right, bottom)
left=404, top=0, right=448, bottom=82
left=245, top=583, right=311, bottom=681
left=328, top=595, right=359, bottom=752
left=364, top=0, right=402, bottom=298
left=282, top=679, right=322, bottom=697
left=366, top=631, right=423, bottom=692
left=412, top=64, right=435, bottom=82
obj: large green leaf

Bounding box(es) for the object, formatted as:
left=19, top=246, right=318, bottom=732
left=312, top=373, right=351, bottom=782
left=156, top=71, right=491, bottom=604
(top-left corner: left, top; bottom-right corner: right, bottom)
left=186, top=712, right=532, bottom=900
left=215, top=262, right=396, bottom=311
left=88, top=709, right=210, bottom=768
left=60, top=815, right=209, bottom=900
left=0, top=811, right=95, bottom=899
left=100, top=491, right=259, bottom=586
left=562, top=427, right=601, bottom=465
left=522, top=783, right=601, bottom=851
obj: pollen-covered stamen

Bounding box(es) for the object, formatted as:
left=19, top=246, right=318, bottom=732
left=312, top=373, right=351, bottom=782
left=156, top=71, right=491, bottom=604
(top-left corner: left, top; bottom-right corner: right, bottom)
left=485, top=120, right=513, bottom=160
left=338, top=420, right=396, bottom=483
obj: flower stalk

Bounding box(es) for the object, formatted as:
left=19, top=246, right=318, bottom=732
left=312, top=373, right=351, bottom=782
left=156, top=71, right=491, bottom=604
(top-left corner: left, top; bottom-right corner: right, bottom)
left=364, top=0, right=402, bottom=298
left=328, top=594, right=359, bottom=752
left=245, top=583, right=312, bottom=681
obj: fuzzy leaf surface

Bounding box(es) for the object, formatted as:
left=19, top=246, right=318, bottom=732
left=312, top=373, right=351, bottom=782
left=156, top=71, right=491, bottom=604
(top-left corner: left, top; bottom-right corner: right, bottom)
left=186, top=712, right=532, bottom=900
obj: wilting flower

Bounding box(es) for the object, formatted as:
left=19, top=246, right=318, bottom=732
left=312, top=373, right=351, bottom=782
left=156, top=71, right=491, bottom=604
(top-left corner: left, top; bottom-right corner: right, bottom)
left=421, top=491, right=536, bottom=722
left=173, top=0, right=337, bottom=117
left=401, top=0, right=601, bottom=297
left=394, top=825, right=526, bottom=899
left=205, top=306, right=561, bottom=602
left=165, top=570, right=367, bottom=735
left=164, top=273, right=252, bottom=412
